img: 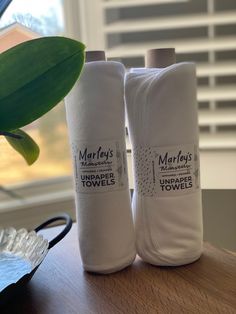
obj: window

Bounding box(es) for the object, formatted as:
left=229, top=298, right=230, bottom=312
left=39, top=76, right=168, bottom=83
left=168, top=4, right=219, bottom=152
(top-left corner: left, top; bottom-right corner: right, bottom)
left=0, top=0, right=77, bottom=229
left=0, top=0, right=73, bottom=187
left=65, top=0, right=236, bottom=189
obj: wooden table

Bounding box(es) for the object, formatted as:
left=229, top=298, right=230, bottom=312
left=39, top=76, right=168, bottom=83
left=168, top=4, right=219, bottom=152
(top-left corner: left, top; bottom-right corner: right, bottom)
left=2, top=224, right=236, bottom=314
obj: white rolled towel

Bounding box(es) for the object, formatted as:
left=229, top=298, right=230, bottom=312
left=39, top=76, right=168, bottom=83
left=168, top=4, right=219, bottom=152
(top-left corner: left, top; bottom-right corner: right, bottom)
left=65, top=61, right=136, bottom=273
left=125, top=63, right=203, bottom=266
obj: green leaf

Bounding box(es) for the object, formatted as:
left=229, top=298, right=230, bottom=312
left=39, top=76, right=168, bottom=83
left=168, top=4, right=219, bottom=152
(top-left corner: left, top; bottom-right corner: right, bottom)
left=5, top=129, right=40, bottom=165
left=0, top=36, right=85, bottom=131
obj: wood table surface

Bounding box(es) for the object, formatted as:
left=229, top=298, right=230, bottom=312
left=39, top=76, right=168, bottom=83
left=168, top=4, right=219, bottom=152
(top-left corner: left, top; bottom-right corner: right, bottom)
left=2, top=224, right=236, bottom=314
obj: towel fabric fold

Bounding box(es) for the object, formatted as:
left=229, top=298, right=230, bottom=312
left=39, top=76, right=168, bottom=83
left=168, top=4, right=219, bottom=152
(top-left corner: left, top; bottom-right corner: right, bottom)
left=65, top=61, right=136, bottom=273
left=125, top=63, right=203, bottom=266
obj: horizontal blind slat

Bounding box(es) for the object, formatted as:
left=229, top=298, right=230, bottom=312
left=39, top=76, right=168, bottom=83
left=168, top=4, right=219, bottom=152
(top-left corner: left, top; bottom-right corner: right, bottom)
left=107, top=37, right=236, bottom=58
left=198, top=86, right=236, bottom=102
left=104, top=12, right=236, bottom=34
left=199, top=109, right=236, bottom=126
left=200, top=133, right=236, bottom=149
left=197, top=62, right=236, bottom=77
left=103, top=0, right=188, bottom=9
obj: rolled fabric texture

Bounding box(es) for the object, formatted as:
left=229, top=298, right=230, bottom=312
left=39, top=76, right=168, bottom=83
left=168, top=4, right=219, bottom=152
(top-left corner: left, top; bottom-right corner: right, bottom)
left=65, top=61, right=136, bottom=274
left=125, top=63, right=203, bottom=266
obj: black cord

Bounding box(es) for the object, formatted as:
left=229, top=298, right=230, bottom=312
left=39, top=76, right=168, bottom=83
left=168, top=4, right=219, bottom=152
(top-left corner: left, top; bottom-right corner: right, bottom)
left=35, top=214, right=73, bottom=249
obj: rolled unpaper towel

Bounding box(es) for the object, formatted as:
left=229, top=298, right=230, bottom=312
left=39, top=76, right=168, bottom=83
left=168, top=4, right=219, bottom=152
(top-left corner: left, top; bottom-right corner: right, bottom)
left=125, top=63, right=203, bottom=266
left=65, top=61, right=136, bottom=273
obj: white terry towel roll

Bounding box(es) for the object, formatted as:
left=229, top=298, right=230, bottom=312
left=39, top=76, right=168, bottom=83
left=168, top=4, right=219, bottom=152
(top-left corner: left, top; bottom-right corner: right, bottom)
left=65, top=61, right=136, bottom=273
left=125, top=63, right=203, bottom=266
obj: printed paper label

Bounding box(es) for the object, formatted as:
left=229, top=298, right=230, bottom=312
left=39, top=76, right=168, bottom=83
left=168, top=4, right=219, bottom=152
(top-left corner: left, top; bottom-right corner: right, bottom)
left=72, top=140, right=128, bottom=193
left=133, top=144, right=200, bottom=197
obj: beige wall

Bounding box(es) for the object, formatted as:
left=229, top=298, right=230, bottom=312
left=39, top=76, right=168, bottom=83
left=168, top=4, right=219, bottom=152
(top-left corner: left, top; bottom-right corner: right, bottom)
left=0, top=28, right=37, bottom=52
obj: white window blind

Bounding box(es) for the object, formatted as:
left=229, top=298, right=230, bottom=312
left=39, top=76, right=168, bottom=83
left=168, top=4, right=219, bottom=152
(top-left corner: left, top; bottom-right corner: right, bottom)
left=71, top=0, right=236, bottom=150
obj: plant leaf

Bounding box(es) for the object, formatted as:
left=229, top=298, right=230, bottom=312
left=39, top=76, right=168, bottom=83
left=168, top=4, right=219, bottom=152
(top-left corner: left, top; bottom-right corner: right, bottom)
left=0, top=36, right=85, bottom=131
left=0, top=0, right=12, bottom=18
left=5, top=129, right=40, bottom=165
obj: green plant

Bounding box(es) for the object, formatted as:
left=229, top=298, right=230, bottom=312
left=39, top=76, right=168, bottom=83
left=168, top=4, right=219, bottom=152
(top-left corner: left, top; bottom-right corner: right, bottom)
left=0, top=1, right=85, bottom=165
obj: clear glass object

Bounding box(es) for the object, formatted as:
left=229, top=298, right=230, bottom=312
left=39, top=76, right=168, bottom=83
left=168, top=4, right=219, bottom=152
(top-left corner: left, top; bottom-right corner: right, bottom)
left=0, top=227, right=49, bottom=292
